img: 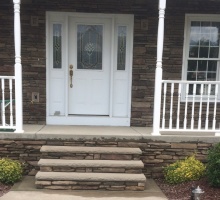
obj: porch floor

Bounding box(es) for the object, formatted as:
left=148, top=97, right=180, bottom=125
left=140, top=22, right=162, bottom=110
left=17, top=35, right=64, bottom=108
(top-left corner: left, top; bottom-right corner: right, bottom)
left=23, top=125, right=152, bottom=136
left=0, top=125, right=218, bottom=143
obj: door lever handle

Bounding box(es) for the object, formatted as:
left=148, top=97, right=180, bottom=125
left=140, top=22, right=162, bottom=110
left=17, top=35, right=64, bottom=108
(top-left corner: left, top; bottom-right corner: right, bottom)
left=70, top=65, right=73, bottom=88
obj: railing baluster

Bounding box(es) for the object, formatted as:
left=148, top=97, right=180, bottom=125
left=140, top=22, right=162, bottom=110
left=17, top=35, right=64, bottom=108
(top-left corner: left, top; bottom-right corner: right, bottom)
left=198, top=84, right=204, bottom=130
left=169, top=83, right=174, bottom=129
left=212, top=84, right=218, bottom=130
left=159, top=80, right=220, bottom=133
left=1, top=79, right=5, bottom=126
left=184, top=84, right=189, bottom=129
left=205, top=84, right=211, bottom=130
left=0, top=76, right=15, bottom=129
left=176, top=83, right=181, bottom=129
left=162, top=82, right=167, bottom=129
left=191, top=83, right=196, bottom=129
left=9, top=79, right=13, bottom=127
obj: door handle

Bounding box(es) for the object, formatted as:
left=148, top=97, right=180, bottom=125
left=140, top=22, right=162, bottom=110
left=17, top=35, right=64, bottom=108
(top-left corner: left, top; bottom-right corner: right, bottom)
left=70, top=65, right=73, bottom=88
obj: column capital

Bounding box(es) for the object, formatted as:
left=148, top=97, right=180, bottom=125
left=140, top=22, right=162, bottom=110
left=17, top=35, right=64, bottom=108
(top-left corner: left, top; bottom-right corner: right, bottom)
left=159, top=9, right=165, bottom=18
left=13, top=0, right=20, bottom=13
left=15, top=56, right=21, bottom=64
left=156, top=61, right=162, bottom=68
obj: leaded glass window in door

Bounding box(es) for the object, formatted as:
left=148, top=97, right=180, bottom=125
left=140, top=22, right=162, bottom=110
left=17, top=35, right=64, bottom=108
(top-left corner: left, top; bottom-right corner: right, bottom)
left=117, top=26, right=127, bottom=70
left=77, top=25, right=103, bottom=70
left=53, top=24, right=62, bottom=69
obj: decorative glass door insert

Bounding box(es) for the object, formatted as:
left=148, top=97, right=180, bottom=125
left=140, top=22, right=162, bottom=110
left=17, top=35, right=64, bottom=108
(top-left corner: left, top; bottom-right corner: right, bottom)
left=53, top=24, right=62, bottom=69
left=117, top=26, right=127, bottom=70
left=77, top=25, right=103, bottom=70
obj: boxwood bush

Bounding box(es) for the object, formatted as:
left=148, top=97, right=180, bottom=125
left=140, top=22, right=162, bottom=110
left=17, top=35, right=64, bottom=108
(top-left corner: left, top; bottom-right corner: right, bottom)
left=206, top=143, right=220, bottom=187
left=0, top=158, right=23, bottom=184
left=163, top=155, right=206, bottom=184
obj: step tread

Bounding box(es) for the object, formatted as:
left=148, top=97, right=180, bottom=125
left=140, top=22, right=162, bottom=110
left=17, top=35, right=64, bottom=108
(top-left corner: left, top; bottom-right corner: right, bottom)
left=40, top=146, right=142, bottom=155
left=36, top=171, right=146, bottom=182
left=38, top=159, right=144, bottom=168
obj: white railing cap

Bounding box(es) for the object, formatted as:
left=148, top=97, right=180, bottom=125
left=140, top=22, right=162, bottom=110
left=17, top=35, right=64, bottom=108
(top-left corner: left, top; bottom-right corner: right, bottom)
left=0, top=76, right=15, bottom=80
left=162, top=80, right=220, bottom=84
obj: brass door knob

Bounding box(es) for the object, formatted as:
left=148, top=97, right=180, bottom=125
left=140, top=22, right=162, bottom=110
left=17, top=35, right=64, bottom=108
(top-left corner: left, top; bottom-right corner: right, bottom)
left=70, top=65, right=73, bottom=88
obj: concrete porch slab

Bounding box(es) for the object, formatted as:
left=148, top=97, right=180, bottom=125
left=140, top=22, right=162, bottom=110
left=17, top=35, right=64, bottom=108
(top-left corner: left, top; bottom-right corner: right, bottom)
left=38, top=125, right=151, bottom=135
left=0, top=125, right=152, bottom=140
left=0, top=125, right=219, bottom=143
left=0, top=176, right=168, bottom=200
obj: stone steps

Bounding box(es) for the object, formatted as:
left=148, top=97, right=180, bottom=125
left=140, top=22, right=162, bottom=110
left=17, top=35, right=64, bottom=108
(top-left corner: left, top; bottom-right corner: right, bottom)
left=38, top=159, right=144, bottom=173
left=40, top=146, right=142, bottom=160
left=36, top=145, right=146, bottom=191
left=35, top=172, right=146, bottom=191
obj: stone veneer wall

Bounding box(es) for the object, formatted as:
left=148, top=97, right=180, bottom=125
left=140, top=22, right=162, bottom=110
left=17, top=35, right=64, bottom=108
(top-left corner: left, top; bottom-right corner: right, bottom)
left=1, top=0, right=220, bottom=126
left=0, top=138, right=213, bottom=178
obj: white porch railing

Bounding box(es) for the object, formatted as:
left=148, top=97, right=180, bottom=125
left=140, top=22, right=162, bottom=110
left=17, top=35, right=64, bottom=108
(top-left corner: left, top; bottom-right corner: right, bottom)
left=160, top=80, right=220, bottom=132
left=0, top=76, right=16, bottom=129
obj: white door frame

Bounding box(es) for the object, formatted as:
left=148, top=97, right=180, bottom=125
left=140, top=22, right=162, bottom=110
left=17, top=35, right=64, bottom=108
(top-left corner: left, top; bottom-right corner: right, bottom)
left=46, top=12, right=134, bottom=126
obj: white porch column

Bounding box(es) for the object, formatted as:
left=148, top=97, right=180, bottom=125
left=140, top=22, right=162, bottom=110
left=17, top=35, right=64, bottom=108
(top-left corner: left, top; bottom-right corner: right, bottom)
left=13, top=0, right=23, bottom=133
left=152, top=0, right=166, bottom=136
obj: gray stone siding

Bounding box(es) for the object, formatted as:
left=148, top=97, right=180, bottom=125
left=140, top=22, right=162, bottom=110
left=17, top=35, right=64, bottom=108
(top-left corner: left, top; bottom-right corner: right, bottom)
left=1, top=0, right=220, bottom=126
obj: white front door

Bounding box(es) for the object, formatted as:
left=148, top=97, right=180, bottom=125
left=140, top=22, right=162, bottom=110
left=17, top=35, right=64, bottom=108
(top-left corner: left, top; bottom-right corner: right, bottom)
left=68, top=17, right=111, bottom=115
left=47, top=12, right=134, bottom=126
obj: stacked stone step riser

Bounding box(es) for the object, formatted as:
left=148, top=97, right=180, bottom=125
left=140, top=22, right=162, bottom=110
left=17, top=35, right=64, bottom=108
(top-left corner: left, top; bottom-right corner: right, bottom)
left=35, top=180, right=145, bottom=191
left=41, top=153, right=140, bottom=160
left=36, top=146, right=146, bottom=191
left=40, top=146, right=142, bottom=161
left=40, top=166, right=143, bottom=174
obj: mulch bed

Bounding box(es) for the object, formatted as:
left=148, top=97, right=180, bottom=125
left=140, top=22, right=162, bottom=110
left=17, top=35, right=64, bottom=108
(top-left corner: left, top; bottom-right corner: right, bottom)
left=0, top=183, right=11, bottom=197
left=155, top=177, right=220, bottom=200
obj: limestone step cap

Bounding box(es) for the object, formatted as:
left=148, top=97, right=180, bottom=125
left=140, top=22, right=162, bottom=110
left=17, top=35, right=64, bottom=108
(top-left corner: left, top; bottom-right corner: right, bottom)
left=36, top=171, right=146, bottom=182
left=40, top=146, right=142, bottom=155
left=38, top=159, right=144, bottom=168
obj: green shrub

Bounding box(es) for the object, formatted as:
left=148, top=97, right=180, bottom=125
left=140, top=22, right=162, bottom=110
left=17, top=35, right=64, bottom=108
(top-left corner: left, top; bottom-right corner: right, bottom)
left=0, top=158, right=23, bottom=184
left=206, top=143, right=220, bottom=187
left=163, top=155, right=206, bottom=184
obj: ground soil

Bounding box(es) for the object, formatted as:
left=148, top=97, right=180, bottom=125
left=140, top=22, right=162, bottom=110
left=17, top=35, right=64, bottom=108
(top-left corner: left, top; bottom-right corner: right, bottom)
left=155, top=177, right=220, bottom=200
left=0, top=183, right=11, bottom=197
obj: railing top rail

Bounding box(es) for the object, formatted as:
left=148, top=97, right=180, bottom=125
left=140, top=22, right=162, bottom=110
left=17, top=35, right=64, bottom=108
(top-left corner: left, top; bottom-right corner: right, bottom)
left=162, top=80, right=220, bottom=84
left=0, top=76, right=15, bottom=80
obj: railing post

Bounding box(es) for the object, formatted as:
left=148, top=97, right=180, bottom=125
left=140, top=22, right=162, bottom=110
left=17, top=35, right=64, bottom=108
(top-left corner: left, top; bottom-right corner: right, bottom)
left=13, top=0, right=23, bottom=133
left=152, top=0, right=166, bottom=136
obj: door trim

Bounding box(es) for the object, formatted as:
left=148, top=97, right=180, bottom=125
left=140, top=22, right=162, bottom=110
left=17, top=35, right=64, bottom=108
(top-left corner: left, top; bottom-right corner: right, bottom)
left=46, top=12, right=134, bottom=126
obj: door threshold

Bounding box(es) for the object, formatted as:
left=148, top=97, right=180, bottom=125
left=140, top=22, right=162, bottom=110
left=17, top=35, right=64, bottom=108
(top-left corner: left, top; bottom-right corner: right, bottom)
left=68, top=114, right=109, bottom=117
